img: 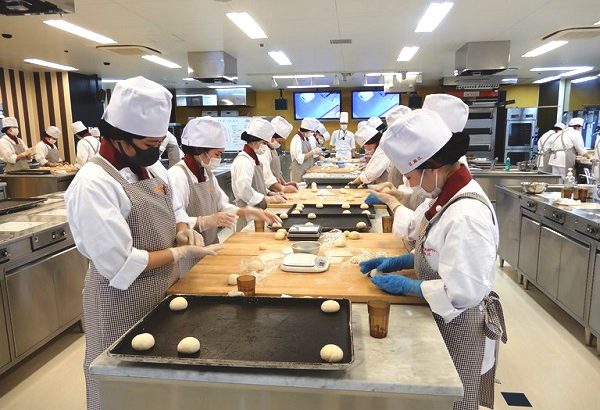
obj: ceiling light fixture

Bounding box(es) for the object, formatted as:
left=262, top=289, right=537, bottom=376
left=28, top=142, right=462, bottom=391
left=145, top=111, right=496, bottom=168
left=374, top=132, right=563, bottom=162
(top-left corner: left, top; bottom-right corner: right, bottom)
left=43, top=19, right=116, bottom=44
left=559, top=66, right=594, bottom=77
left=595, top=20, right=600, bottom=25
left=522, top=41, right=568, bottom=58
left=268, top=51, right=292, bottom=66
left=207, top=84, right=252, bottom=89
left=415, top=2, right=454, bottom=32
left=176, top=94, right=211, bottom=98
left=571, top=76, right=598, bottom=84
left=287, top=85, right=330, bottom=89
left=141, top=55, right=181, bottom=68
left=272, top=74, right=324, bottom=79
left=397, top=46, right=420, bottom=62
left=226, top=12, right=268, bottom=39
left=101, top=79, right=122, bottom=83
left=501, top=78, right=518, bottom=83
left=533, top=75, right=561, bottom=84
left=24, top=58, right=77, bottom=71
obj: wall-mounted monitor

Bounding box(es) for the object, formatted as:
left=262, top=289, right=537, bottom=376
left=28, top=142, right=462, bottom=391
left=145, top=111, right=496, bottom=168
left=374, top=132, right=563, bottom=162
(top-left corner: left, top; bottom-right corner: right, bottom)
left=351, top=91, right=400, bottom=119
left=293, top=91, right=341, bottom=120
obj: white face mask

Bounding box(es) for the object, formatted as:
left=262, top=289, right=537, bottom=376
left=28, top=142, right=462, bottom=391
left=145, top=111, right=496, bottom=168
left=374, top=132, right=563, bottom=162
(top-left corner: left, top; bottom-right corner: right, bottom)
left=8, top=128, right=19, bottom=137
left=197, top=155, right=221, bottom=171
left=255, top=144, right=267, bottom=155
left=271, top=141, right=281, bottom=149
left=413, top=169, right=441, bottom=199
left=340, top=124, right=348, bottom=131
left=304, top=131, right=313, bottom=139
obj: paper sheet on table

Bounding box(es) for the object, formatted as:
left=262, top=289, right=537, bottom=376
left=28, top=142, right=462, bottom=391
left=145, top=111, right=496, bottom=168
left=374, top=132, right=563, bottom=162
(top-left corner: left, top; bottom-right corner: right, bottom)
left=36, top=208, right=68, bottom=217
left=0, top=221, right=46, bottom=232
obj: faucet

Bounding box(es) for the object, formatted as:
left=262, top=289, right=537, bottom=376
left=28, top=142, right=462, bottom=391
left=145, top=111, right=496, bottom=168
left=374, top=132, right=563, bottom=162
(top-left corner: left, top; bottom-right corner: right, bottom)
left=490, top=157, right=498, bottom=170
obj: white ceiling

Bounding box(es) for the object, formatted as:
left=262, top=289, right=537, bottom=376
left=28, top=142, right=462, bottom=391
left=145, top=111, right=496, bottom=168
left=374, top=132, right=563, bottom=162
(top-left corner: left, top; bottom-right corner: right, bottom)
left=0, top=0, right=599, bottom=89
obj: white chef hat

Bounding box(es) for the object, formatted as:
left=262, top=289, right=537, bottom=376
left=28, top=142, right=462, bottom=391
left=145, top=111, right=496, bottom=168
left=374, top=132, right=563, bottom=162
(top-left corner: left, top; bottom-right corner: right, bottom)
left=367, top=116, right=384, bottom=130
left=181, top=116, right=227, bottom=148
left=71, top=121, right=87, bottom=134
left=316, top=123, right=331, bottom=141
left=340, top=112, right=349, bottom=123
left=554, top=122, right=566, bottom=130
left=568, top=117, right=584, bottom=127
left=244, top=117, right=275, bottom=142
left=381, top=109, right=452, bottom=175
left=385, top=105, right=412, bottom=127
left=355, top=124, right=379, bottom=147
left=45, top=126, right=62, bottom=139
left=271, top=116, right=293, bottom=139
left=2, top=117, right=18, bottom=128
left=422, top=94, right=469, bottom=133
left=300, top=117, right=319, bottom=131
left=102, top=76, right=172, bottom=137
left=357, top=120, right=367, bottom=129
left=89, top=127, right=101, bottom=137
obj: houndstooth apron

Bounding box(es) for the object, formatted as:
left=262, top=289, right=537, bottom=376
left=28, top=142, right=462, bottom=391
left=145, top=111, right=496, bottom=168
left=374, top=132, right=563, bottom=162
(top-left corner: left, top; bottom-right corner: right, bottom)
left=270, top=148, right=283, bottom=181
left=290, top=136, right=314, bottom=183
left=235, top=155, right=268, bottom=230
left=415, top=192, right=507, bottom=410
left=83, top=156, right=179, bottom=410
left=45, top=145, right=61, bottom=163
left=3, top=136, right=30, bottom=171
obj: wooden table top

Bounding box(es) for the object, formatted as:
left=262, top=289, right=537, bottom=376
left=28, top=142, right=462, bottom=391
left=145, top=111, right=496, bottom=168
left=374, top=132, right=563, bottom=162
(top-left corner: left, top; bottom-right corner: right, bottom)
left=306, top=165, right=361, bottom=174
left=169, top=232, right=424, bottom=305
left=267, top=187, right=371, bottom=208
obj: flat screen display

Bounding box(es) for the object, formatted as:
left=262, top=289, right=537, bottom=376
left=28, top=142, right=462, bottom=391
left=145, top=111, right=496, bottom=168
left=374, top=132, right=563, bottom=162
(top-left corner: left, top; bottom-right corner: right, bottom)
left=294, top=92, right=341, bottom=120
left=352, top=91, right=400, bottom=119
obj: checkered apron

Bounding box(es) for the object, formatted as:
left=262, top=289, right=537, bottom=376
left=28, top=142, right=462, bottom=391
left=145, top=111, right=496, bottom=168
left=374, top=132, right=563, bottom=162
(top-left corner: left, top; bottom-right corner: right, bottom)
left=3, top=137, right=30, bottom=171
left=270, top=148, right=283, bottom=181
left=235, top=156, right=268, bottom=231
left=290, top=137, right=313, bottom=183
left=82, top=157, right=179, bottom=410
left=415, top=192, right=507, bottom=410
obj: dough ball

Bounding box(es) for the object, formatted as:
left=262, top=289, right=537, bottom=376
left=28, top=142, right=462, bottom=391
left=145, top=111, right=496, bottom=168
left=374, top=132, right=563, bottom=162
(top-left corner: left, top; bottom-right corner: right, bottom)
left=342, top=210, right=351, bottom=214
left=316, top=203, right=324, bottom=209
left=305, top=222, right=314, bottom=226
left=343, top=231, right=350, bottom=237
left=308, top=213, right=317, bottom=220
left=360, top=203, right=369, bottom=210
left=321, top=300, right=341, bottom=313
left=334, top=238, right=347, bottom=248
left=277, top=228, right=288, bottom=234
left=311, top=188, right=318, bottom=193
left=272, top=222, right=282, bottom=229
left=362, top=210, right=371, bottom=216
left=228, top=289, right=244, bottom=297
left=248, top=259, right=265, bottom=272
left=274, top=231, right=287, bottom=240
left=348, top=231, right=361, bottom=240
left=177, top=337, right=201, bottom=354
left=370, top=269, right=380, bottom=278
left=169, top=296, right=188, bottom=311
left=320, top=344, right=344, bottom=363
left=311, top=182, right=318, bottom=189
left=344, top=185, right=350, bottom=189
left=341, top=203, right=351, bottom=209
left=131, top=333, right=155, bottom=351
left=326, top=185, right=333, bottom=189
left=280, top=213, right=288, bottom=220
left=259, top=243, right=268, bottom=250
left=291, top=210, right=301, bottom=215
left=356, top=222, right=367, bottom=229
left=339, top=188, right=347, bottom=194
left=227, top=273, right=239, bottom=286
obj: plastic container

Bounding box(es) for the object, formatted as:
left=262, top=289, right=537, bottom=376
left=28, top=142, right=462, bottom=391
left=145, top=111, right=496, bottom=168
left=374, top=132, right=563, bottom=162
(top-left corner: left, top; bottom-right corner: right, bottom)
left=237, top=275, right=256, bottom=297
left=504, top=157, right=511, bottom=171
left=291, top=241, right=321, bottom=255
left=367, top=300, right=390, bottom=339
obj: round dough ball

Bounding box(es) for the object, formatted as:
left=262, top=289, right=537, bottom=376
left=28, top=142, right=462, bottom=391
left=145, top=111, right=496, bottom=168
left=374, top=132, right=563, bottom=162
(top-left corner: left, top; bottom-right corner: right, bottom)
left=228, top=289, right=244, bottom=297
left=341, top=203, right=351, bottom=209
left=305, top=222, right=314, bottom=226
left=248, top=259, right=265, bottom=272
left=177, top=337, right=201, bottom=354
left=311, top=182, right=318, bottom=189
left=360, top=203, right=369, bottom=210
left=131, top=333, right=155, bottom=351
left=308, top=213, right=317, bottom=220
left=370, top=268, right=380, bottom=278
left=280, top=213, right=288, bottom=220
left=321, top=300, right=341, bottom=313
left=274, top=231, right=287, bottom=240
left=334, top=238, right=347, bottom=248
left=277, top=228, right=288, bottom=234
left=339, top=188, right=347, bottom=194
left=259, top=243, right=268, bottom=250
left=362, top=210, right=371, bottom=216
left=169, top=296, right=188, bottom=311
left=343, top=230, right=350, bottom=237
left=326, top=185, right=333, bottom=189
left=344, top=185, right=350, bottom=189
left=348, top=231, right=361, bottom=240
left=342, top=210, right=351, bottom=214
left=291, top=210, right=301, bottom=215
left=227, top=273, right=239, bottom=286
left=316, top=203, right=324, bottom=209
left=272, top=222, right=282, bottom=229
left=320, top=344, right=344, bottom=363
left=356, top=222, right=367, bottom=229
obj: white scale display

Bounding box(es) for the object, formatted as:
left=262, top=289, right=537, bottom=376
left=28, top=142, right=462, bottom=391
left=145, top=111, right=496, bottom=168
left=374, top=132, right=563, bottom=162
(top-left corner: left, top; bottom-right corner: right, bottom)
left=281, top=254, right=329, bottom=273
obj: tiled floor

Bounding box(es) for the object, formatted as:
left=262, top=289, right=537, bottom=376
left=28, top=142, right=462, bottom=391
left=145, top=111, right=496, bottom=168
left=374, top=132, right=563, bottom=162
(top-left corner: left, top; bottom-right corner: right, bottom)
left=1, top=262, right=599, bottom=409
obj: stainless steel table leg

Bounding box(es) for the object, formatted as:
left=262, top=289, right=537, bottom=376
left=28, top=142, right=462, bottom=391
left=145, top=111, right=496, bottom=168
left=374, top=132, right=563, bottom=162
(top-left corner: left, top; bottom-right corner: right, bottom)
left=523, top=277, right=530, bottom=290
left=517, top=273, right=524, bottom=284
left=585, top=328, right=594, bottom=346
left=499, top=258, right=505, bottom=267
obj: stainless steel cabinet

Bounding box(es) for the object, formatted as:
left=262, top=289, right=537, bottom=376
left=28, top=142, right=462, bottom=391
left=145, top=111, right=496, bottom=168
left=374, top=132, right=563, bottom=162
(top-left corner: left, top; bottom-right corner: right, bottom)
left=589, top=254, right=600, bottom=334
left=52, top=248, right=88, bottom=324
left=557, top=237, right=589, bottom=320
left=496, top=190, right=520, bottom=266
left=518, top=216, right=540, bottom=279
left=537, top=227, right=562, bottom=298
left=0, top=281, right=11, bottom=368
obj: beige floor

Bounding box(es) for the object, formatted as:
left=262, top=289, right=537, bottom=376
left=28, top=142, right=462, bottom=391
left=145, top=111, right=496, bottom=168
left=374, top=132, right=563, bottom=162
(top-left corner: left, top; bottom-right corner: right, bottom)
left=1, top=262, right=600, bottom=409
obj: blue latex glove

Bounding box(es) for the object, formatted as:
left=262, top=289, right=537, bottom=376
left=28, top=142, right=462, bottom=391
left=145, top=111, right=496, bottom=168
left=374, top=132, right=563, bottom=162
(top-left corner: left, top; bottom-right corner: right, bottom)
left=359, top=253, right=415, bottom=274
left=364, top=193, right=384, bottom=206
left=371, top=275, right=424, bottom=297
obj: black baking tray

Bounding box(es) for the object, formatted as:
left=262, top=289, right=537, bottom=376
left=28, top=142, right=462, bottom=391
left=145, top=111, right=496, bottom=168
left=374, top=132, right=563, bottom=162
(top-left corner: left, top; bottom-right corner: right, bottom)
left=271, top=213, right=372, bottom=232
left=284, top=203, right=376, bottom=217
left=109, top=295, right=353, bottom=370
left=0, top=198, right=46, bottom=215
left=5, top=169, right=52, bottom=175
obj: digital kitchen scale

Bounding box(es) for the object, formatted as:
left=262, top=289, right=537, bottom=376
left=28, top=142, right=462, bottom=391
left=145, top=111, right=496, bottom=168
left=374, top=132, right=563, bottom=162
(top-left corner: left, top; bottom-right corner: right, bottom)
left=281, top=253, right=329, bottom=273
left=286, top=224, right=322, bottom=241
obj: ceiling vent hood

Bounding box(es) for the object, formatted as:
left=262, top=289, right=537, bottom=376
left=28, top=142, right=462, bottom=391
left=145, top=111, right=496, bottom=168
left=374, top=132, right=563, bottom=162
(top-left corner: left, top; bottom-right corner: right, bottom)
left=188, top=51, right=238, bottom=84
left=455, top=41, right=510, bottom=76
left=1, top=0, right=74, bottom=15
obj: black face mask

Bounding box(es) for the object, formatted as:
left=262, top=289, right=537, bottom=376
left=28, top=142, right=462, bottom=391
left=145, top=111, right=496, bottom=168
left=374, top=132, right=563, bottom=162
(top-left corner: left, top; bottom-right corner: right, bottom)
left=117, top=140, right=161, bottom=167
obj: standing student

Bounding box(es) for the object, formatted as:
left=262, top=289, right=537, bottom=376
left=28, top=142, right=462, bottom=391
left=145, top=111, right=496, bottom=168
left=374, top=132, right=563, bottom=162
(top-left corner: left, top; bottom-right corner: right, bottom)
left=330, top=112, right=355, bottom=160
left=258, top=116, right=298, bottom=193
left=35, top=126, right=63, bottom=167
left=0, top=116, right=34, bottom=171
left=72, top=121, right=101, bottom=167
left=548, top=117, right=588, bottom=178
left=289, top=117, right=321, bottom=182
left=536, top=122, right=565, bottom=172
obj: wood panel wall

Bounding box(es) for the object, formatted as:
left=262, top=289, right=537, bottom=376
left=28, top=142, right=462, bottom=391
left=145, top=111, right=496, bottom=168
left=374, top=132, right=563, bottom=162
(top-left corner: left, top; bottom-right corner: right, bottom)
left=0, top=67, right=75, bottom=163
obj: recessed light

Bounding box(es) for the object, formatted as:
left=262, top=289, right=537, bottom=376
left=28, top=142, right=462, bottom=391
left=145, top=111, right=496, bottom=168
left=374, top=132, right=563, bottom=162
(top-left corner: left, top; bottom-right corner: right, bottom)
left=415, top=2, right=454, bottom=33
left=207, top=84, right=252, bottom=89
left=287, top=85, right=330, bottom=89
left=522, top=41, right=568, bottom=58
left=272, top=74, right=324, bottom=79
left=226, top=12, right=268, bottom=39
left=141, top=55, right=181, bottom=69
left=24, top=58, right=77, bottom=71
left=572, top=76, right=598, bottom=84
left=530, top=66, right=584, bottom=71
left=397, top=47, right=420, bottom=62
left=533, top=75, right=561, bottom=84
left=43, top=19, right=116, bottom=44
left=101, top=79, right=122, bottom=83
left=268, top=51, right=292, bottom=66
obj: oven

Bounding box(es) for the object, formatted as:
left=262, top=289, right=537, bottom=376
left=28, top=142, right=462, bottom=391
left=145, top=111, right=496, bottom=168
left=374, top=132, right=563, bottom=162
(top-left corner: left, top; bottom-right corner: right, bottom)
left=505, top=108, right=537, bottom=161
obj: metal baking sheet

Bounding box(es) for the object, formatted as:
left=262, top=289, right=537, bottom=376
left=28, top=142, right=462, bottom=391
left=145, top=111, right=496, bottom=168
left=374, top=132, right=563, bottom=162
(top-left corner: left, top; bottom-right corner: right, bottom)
left=0, top=198, right=46, bottom=215
left=272, top=213, right=372, bottom=232
left=5, top=169, right=52, bottom=175
left=285, top=203, right=376, bottom=217
left=109, top=295, right=353, bottom=370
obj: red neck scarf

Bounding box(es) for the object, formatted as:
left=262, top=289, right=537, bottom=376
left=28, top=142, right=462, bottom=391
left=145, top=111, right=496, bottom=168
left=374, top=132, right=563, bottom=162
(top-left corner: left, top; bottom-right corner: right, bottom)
left=243, top=144, right=260, bottom=165
left=183, top=153, right=206, bottom=182
left=425, top=164, right=472, bottom=221
left=5, top=132, right=19, bottom=144
left=297, top=131, right=307, bottom=141
left=99, top=139, right=149, bottom=181
left=42, top=138, right=55, bottom=149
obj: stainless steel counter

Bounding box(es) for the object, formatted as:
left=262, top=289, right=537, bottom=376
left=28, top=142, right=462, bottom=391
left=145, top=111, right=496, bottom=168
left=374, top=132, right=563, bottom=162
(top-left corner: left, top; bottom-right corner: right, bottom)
left=471, top=168, right=561, bottom=202
left=0, top=172, right=77, bottom=198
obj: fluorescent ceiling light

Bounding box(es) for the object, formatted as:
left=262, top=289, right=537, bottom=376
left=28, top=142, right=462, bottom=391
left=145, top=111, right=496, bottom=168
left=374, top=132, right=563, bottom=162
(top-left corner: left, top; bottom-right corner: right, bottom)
left=572, top=76, right=598, bottom=84
left=226, top=12, right=268, bottom=39
left=363, top=83, right=384, bottom=87
left=406, top=71, right=421, bottom=76
left=43, top=19, right=116, bottom=44
left=531, top=66, right=584, bottom=71
left=268, top=51, right=292, bottom=66
left=595, top=20, right=600, bottom=25
left=272, top=74, right=324, bottom=79
left=207, top=84, right=252, bottom=89
left=522, top=41, right=568, bottom=58
left=559, top=66, right=593, bottom=77
left=415, top=2, right=454, bottom=32
left=397, top=46, right=420, bottom=62
left=501, top=78, right=518, bottom=83
left=101, top=79, right=122, bottom=83
left=141, top=55, right=181, bottom=69
left=533, top=75, right=561, bottom=84
left=287, top=85, right=330, bottom=89
left=24, top=58, right=77, bottom=71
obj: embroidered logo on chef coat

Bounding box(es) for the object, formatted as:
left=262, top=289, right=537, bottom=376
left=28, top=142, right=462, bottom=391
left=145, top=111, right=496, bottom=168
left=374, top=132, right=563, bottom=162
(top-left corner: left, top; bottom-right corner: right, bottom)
left=422, top=246, right=437, bottom=256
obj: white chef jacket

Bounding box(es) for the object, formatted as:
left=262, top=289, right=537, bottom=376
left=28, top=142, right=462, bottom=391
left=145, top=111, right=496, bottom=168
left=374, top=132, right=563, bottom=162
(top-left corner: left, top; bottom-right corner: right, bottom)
left=257, top=149, right=279, bottom=188
left=537, top=130, right=555, bottom=153
left=34, top=141, right=62, bottom=165
left=168, top=160, right=238, bottom=228
left=308, top=134, right=318, bottom=150
left=65, top=160, right=191, bottom=290
left=231, top=151, right=265, bottom=207
left=290, top=134, right=312, bottom=166
left=331, top=130, right=355, bottom=155
left=547, top=128, right=587, bottom=168
left=76, top=136, right=100, bottom=167
left=358, top=145, right=391, bottom=184
left=0, top=134, right=29, bottom=164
